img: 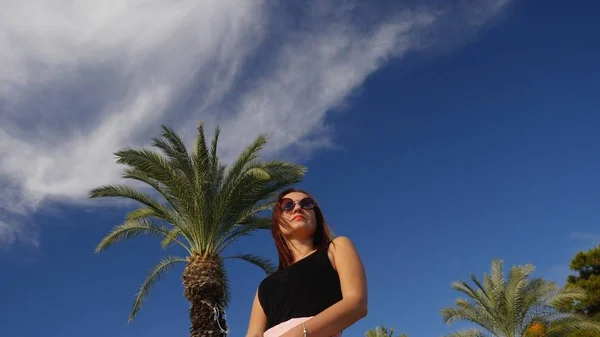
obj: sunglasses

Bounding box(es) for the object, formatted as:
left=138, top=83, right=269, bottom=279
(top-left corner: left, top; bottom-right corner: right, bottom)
left=279, top=197, right=317, bottom=212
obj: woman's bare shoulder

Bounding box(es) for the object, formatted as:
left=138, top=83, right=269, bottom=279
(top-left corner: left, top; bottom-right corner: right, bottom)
left=329, top=235, right=357, bottom=252
left=327, top=236, right=359, bottom=270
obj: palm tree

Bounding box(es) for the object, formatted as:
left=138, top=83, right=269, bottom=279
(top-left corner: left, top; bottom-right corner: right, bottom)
left=440, top=259, right=600, bottom=337
left=90, top=122, right=305, bottom=337
left=365, top=325, right=407, bottom=337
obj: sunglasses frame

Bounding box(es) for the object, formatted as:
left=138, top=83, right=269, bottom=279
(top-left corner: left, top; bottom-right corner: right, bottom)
left=278, top=197, right=317, bottom=212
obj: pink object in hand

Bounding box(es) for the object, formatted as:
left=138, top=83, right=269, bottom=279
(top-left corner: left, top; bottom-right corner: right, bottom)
left=263, top=316, right=341, bottom=337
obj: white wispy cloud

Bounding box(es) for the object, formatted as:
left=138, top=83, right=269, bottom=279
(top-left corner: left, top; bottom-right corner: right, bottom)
left=569, top=232, right=600, bottom=246
left=0, top=221, right=17, bottom=248
left=0, top=0, right=511, bottom=248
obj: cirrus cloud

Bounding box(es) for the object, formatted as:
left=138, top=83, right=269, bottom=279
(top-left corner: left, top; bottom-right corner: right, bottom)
left=0, top=0, right=511, bottom=248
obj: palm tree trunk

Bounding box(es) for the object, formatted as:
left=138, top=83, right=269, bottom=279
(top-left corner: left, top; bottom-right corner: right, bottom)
left=183, top=254, right=228, bottom=337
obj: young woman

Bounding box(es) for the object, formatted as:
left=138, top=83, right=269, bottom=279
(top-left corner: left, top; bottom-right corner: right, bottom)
left=245, top=188, right=368, bottom=337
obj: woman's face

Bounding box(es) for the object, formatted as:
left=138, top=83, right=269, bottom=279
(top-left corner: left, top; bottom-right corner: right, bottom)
left=278, top=192, right=317, bottom=238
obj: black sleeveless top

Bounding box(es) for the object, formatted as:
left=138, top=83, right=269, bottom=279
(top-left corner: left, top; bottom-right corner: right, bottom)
left=258, top=245, right=343, bottom=329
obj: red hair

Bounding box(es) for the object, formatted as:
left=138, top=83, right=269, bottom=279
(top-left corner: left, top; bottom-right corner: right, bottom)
left=271, top=187, right=333, bottom=270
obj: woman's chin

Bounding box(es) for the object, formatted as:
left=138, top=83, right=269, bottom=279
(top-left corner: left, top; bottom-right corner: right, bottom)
left=282, top=224, right=315, bottom=237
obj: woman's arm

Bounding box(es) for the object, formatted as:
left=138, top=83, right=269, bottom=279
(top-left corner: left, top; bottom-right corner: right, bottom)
left=245, top=289, right=267, bottom=337
left=281, top=236, right=368, bottom=337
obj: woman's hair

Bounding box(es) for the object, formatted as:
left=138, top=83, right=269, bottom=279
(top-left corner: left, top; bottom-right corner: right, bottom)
left=271, top=187, right=333, bottom=270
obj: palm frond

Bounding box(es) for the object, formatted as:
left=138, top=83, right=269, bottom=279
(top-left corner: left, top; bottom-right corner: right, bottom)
left=214, top=163, right=226, bottom=192
left=152, top=125, right=195, bottom=185
left=114, top=147, right=197, bottom=223
left=238, top=215, right=272, bottom=228
left=519, top=278, right=552, bottom=323
left=215, top=217, right=272, bottom=254
left=209, top=125, right=221, bottom=173
left=467, top=273, right=499, bottom=325
left=128, top=256, right=187, bottom=322
left=221, top=134, right=268, bottom=191
left=193, top=122, right=212, bottom=184
left=125, top=207, right=159, bottom=221
left=450, top=280, right=498, bottom=325
left=548, top=283, right=589, bottom=308
left=487, top=260, right=510, bottom=333
left=216, top=135, right=270, bottom=213
left=507, top=263, right=535, bottom=330
left=160, top=227, right=183, bottom=249
left=364, top=325, right=397, bottom=337
left=89, top=184, right=175, bottom=222
left=208, top=126, right=222, bottom=219
left=121, top=168, right=179, bottom=209
left=443, top=327, right=490, bottom=337
left=246, top=167, right=271, bottom=180
left=114, top=146, right=184, bottom=190
left=446, top=298, right=498, bottom=334
left=191, top=123, right=214, bottom=250
left=224, top=253, right=276, bottom=275
left=95, top=219, right=189, bottom=254
left=213, top=202, right=273, bottom=244
left=543, top=313, right=600, bottom=336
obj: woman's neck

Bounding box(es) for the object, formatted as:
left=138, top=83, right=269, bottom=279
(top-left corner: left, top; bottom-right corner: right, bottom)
left=287, top=237, right=315, bottom=262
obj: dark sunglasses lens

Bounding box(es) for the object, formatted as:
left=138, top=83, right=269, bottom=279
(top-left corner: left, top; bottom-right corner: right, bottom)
left=280, top=198, right=295, bottom=211
left=300, top=198, right=315, bottom=209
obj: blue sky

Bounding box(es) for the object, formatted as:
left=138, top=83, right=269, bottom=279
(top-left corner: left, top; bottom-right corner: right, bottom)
left=1, top=1, right=600, bottom=337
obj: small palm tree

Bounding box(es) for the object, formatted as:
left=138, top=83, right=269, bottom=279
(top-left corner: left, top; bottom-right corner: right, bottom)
left=90, top=122, right=305, bottom=337
left=441, top=259, right=600, bottom=337
left=365, top=325, right=407, bottom=337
